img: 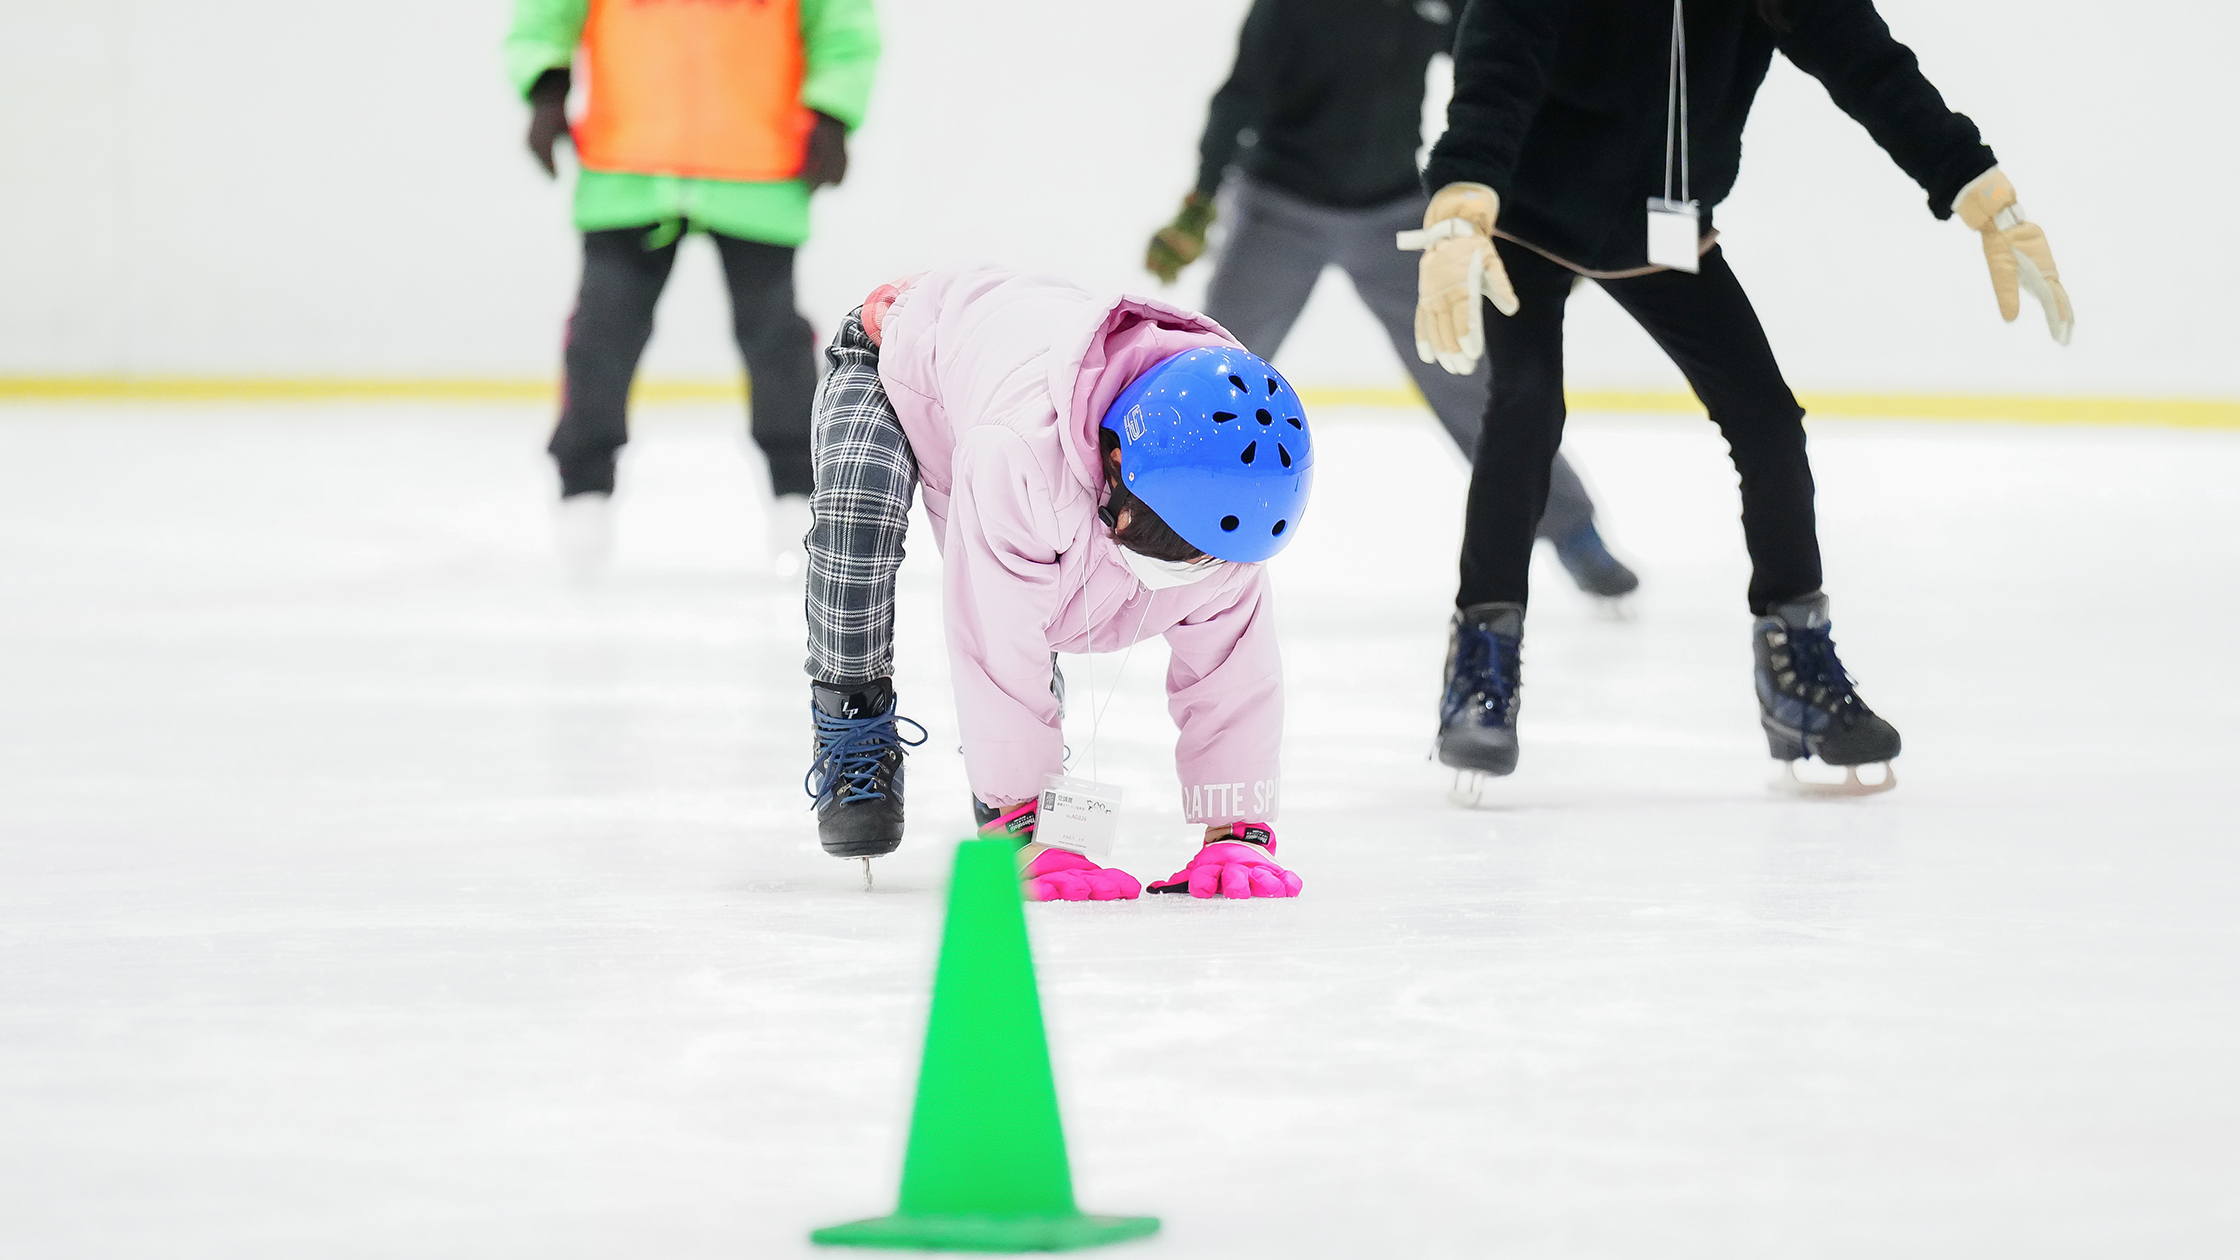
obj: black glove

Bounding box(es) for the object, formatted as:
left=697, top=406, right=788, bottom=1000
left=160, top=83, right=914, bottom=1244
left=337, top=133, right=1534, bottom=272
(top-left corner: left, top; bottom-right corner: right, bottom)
left=798, top=111, right=850, bottom=190
left=526, top=68, right=571, bottom=178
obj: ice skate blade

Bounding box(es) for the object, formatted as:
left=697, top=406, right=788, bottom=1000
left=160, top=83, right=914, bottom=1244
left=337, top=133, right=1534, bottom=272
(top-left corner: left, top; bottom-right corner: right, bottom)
left=768, top=548, right=805, bottom=582
left=1592, top=594, right=1636, bottom=623
left=766, top=493, right=811, bottom=584
left=1774, top=759, right=1897, bottom=798
left=861, top=857, right=873, bottom=892
left=554, top=493, right=615, bottom=585
left=1449, top=769, right=1495, bottom=809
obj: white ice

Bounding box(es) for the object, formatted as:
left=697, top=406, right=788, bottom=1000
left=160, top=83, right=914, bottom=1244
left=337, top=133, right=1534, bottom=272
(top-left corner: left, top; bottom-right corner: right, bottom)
left=1, top=402, right=2236, bottom=1258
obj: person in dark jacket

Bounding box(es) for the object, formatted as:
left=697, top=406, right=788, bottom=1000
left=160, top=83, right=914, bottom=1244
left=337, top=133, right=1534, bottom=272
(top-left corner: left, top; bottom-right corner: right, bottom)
left=1144, top=0, right=1641, bottom=602
left=1410, top=0, right=2072, bottom=795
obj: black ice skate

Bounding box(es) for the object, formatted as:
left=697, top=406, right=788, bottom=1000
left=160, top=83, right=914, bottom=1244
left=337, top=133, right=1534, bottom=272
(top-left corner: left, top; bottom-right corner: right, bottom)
left=805, top=679, right=927, bottom=878
left=1436, top=602, right=1524, bottom=807
left=1551, top=521, right=1640, bottom=612
left=1753, top=592, right=1901, bottom=796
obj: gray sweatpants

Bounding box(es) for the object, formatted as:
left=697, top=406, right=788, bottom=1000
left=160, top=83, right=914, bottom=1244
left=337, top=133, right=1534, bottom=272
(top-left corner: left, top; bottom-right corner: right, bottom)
left=1202, top=176, right=1596, bottom=542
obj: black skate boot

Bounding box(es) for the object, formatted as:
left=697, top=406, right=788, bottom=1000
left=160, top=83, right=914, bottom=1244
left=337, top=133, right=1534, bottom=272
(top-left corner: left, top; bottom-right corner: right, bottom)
left=1753, top=592, right=1901, bottom=795
left=1551, top=521, right=1640, bottom=601
left=805, top=679, right=927, bottom=861
left=1436, top=602, right=1524, bottom=805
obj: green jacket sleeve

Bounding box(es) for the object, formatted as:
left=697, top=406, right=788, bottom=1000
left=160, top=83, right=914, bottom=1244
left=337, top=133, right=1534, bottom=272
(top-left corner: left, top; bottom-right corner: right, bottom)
left=800, top=0, right=881, bottom=128
left=505, top=0, right=588, bottom=98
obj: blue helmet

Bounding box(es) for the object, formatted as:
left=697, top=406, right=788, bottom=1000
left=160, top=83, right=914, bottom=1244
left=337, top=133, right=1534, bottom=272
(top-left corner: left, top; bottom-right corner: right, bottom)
left=1099, top=346, right=1314, bottom=563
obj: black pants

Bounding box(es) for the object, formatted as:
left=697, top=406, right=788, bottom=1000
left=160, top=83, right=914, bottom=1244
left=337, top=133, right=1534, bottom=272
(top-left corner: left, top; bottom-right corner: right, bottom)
left=1461, top=241, right=1821, bottom=615
left=548, top=225, right=817, bottom=498
left=1202, top=176, right=1598, bottom=542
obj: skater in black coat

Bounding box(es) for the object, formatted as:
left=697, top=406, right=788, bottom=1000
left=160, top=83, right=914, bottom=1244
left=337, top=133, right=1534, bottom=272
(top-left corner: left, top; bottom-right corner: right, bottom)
left=1144, top=0, right=1642, bottom=601
left=1412, top=0, right=2073, bottom=796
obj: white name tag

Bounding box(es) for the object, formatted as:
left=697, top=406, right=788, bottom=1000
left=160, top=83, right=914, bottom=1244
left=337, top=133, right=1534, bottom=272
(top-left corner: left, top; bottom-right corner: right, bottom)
left=1646, top=198, right=1702, bottom=273
left=1038, top=773, right=1122, bottom=860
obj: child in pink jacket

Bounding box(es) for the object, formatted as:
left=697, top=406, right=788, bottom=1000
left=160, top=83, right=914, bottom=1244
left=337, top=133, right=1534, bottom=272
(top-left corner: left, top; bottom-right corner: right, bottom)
left=802, top=266, right=1315, bottom=900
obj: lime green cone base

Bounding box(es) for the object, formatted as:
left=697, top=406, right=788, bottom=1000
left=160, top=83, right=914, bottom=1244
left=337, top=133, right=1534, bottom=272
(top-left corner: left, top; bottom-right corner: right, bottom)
left=811, top=1212, right=1160, bottom=1252
left=813, top=840, right=1157, bottom=1253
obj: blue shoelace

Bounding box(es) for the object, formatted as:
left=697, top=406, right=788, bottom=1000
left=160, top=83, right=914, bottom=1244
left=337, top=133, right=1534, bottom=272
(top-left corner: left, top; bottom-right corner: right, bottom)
left=1779, top=621, right=1857, bottom=706
left=805, top=703, right=927, bottom=806
left=1442, top=624, right=1520, bottom=728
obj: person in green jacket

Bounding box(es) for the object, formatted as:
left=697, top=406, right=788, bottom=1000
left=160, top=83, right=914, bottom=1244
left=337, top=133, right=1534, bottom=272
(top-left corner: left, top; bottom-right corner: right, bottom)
left=505, top=0, right=880, bottom=578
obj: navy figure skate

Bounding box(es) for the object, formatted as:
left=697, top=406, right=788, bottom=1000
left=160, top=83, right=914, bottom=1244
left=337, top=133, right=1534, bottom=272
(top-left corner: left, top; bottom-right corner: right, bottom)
left=1753, top=593, right=1901, bottom=796
left=1551, top=521, right=1639, bottom=610
left=806, top=679, right=927, bottom=881
left=1436, top=602, right=1523, bottom=806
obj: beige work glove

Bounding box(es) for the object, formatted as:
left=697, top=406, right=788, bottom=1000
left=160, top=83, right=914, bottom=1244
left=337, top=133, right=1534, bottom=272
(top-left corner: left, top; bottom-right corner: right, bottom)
left=1397, top=183, right=1517, bottom=375
left=1953, top=167, right=2073, bottom=345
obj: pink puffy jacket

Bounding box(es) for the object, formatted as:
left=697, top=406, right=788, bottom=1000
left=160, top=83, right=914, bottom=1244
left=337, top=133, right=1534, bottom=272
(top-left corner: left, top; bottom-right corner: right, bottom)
left=875, top=267, right=1283, bottom=825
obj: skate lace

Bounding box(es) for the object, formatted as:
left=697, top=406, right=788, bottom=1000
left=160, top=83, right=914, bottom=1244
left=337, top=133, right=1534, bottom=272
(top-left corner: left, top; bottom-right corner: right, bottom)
left=1781, top=622, right=1856, bottom=706
left=1441, top=624, right=1520, bottom=727
left=805, top=705, right=928, bottom=806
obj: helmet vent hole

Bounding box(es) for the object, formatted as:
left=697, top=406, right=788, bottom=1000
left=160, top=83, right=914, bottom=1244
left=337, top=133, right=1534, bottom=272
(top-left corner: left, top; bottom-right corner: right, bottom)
left=1211, top=411, right=1237, bottom=422
left=1277, top=443, right=1292, bottom=468
left=1286, top=415, right=1303, bottom=428
left=1239, top=440, right=1257, bottom=465
left=1266, top=377, right=1280, bottom=395
left=1228, top=375, right=1248, bottom=392
left=1255, top=408, right=1272, bottom=425
left=1220, top=515, right=1240, bottom=532
left=1272, top=520, right=1287, bottom=536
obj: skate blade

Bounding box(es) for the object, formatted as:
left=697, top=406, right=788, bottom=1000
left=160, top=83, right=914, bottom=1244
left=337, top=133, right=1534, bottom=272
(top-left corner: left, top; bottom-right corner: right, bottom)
left=861, top=857, right=874, bottom=892
left=1448, top=769, right=1492, bottom=809
left=1774, top=759, right=1897, bottom=798
left=1592, top=594, right=1636, bottom=623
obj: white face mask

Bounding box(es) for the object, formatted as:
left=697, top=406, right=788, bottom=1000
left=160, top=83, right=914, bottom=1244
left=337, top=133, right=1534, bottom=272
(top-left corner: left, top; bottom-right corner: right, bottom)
left=1117, top=544, right=1225, bottom=590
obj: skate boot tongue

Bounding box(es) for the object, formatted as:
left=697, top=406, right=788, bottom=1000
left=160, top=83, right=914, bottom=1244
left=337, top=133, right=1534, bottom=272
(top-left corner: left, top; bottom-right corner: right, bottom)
left=813, top=678, right=894, bottom=720
left=1766, top=591, right=1831, bottom=630
left=1457, top=601, right=1525, bottom=636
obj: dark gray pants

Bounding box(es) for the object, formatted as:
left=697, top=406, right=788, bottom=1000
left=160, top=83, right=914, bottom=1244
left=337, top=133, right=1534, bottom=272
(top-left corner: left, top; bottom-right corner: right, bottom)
left=1201, top=177, right=1596, bottom=542
left=549, top=225, right=818, bottom=499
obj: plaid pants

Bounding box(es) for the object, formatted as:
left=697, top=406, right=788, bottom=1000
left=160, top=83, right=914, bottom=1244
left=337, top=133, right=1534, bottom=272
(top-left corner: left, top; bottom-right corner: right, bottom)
left=804, top=310, right=918, bottom=686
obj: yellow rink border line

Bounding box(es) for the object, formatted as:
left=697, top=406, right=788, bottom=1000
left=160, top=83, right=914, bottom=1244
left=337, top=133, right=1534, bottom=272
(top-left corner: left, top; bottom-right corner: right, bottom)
left=1, top=376, right=2235, bottom=430
left=1310, top=386, right=2240, bottom=429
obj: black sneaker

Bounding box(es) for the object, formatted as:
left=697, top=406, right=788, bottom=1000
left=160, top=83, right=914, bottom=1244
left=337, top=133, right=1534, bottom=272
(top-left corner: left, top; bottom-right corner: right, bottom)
left=805, top=679, right=926, bottom=858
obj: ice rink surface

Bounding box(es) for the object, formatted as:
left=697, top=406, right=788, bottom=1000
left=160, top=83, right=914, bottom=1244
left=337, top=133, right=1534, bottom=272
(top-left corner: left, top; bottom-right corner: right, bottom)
left=2, top=401, right=2235, bottom=1259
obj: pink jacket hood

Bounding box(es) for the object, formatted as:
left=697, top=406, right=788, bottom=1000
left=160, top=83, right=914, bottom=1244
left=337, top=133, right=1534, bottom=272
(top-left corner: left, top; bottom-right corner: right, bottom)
left=875, top=267, right=1285, bottom=824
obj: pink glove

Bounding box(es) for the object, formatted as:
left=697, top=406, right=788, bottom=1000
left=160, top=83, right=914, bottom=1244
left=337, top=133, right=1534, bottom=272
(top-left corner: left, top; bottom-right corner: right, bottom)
left=979, top=800, right=1142, bottom=902
left=1147, top=824, right=1302, bottom=899
left=1020, top=846, right=1143, bottom=902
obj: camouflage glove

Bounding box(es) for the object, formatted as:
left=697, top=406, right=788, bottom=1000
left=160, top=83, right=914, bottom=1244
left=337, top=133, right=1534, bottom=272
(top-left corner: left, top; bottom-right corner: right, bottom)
left=1145, top=193, right=1217, bottom=284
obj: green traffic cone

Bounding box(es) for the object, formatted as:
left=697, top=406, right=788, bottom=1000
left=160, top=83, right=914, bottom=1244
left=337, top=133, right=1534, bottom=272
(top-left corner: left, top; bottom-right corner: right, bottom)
left=812, top=838, right=1160, bottom=1252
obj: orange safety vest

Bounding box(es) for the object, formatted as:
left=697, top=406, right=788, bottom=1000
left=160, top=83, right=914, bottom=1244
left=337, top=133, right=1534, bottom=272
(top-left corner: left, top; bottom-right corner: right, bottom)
left=573, top=0, right=812, bottom=183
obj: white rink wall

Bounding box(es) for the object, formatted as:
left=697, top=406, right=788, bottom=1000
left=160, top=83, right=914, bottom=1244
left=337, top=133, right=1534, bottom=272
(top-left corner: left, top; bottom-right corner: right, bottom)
left=0, top=0, right=2232, bottom=396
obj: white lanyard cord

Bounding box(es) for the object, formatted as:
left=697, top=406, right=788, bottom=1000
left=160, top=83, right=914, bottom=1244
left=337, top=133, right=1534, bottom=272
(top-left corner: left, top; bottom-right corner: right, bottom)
left=1663, top=0, right=1691, bottom=205
left=1077, top=565, right=1157, bottom=783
